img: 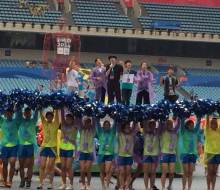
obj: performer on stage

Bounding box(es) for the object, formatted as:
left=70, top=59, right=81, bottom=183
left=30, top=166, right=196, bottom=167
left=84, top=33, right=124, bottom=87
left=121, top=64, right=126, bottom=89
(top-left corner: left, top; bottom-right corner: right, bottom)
left=142, top=120, right=160, bottom=190
left=0, top=108, right=21, bottom=188
left=204, top=115, right=220, bottom=190
left=90, top=58, right=106, bottom=103
left=18, top=107, right=38, bottom=189
left=117, top=121, right=137, bottom=190
left=160, top=67, right=179, bottom=103
left=121, top=60, right=136, bottom=106
left=106, top=56, right=123, bottom=104
left=38, top=109, right=59, bottom=190
left=59, top=109, right=79, bottom=190
left=160, top=118, right=180, bottom=190
left=96, top=116, right=116, bottom=190
left=79, top=116, right=96, bottom=190
left=66, top=57, right=80, bottom=93
left=135, top=62, right=154, bottom=105
left=179, top=116, right=201, bottom=190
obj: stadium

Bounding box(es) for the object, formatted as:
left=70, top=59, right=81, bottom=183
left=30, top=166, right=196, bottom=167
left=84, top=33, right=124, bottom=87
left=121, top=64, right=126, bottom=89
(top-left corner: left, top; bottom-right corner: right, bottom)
left=0, top=0, right=220, bottom=190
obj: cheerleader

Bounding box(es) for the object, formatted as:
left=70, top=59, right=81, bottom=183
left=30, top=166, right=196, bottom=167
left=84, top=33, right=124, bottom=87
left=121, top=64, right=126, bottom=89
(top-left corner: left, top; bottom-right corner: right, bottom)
left=160, top=118, right=179, bottom=190
left=142, top=120, right=160, bottom=190
left=18, top=107, right=38, bottom=189
left=38, top=109, right=60, bottom=190
left=205, top=115, right=220, bottom=190
left=96, top=115, right=116, bottom=190
left=79, top=116, right=96, bottom=190
left=179, top=116, right=201, bottom=190
left=0, top=108, right=20, bottom=188
left=58, top=109, right=79, bottom=190
left=117, top=121, right=137, bottom=190
left=129, top=124, right=144, bottom=190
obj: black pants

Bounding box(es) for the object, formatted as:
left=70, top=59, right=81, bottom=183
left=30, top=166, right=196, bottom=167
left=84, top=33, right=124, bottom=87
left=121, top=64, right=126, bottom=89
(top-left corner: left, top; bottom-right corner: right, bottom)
left=136, top=90, right=150, bottom=105
left=164, top=94, right=179, bottom=103
left=122, top=89, right=132, bottom=106
left=107, top=81, right=121, bottom=104
left=95, top=86, right=106, bottom=103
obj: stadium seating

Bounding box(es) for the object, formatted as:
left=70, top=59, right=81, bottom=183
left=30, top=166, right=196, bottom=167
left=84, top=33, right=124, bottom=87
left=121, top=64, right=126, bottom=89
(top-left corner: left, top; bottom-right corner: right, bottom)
left=0, top=0, right=62, bottom=24
left=139, top=2, right=220, bottom=33
left=0, top=59, right=52, bottom=80
left=72, top=0, right=133, bottom=28
left=0, top=78, right=50, bottom=94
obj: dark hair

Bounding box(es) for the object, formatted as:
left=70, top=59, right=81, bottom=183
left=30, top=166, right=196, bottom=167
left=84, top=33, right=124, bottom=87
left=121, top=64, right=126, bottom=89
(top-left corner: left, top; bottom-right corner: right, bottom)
left=5, top=108, right=14, bottom=113
left=168, top=66, right=174, bottom=71
left=103, top=120, right=111, bottom=126
left=185, top=120, right=194, bottom=127
left=24, top=107, right=31, bottom=112
left=124, top=60, right=131, bottom=65
left=120, top=120, right=130, bottom=130
left=46, top=111, right=54, bottom=118
left=108, top=55, right=117, bottom=60
left=66, top=113, right=74, bottom=119
left=94, top=58, right=99, bottom=63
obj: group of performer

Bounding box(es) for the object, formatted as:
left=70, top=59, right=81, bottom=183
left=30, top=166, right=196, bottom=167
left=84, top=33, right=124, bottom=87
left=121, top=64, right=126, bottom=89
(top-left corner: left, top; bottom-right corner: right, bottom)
left=66, top=55, right=179, bottom=105
left=0, top=106, right=220, bottom=190
left=0, top=56, right=219, bottom=190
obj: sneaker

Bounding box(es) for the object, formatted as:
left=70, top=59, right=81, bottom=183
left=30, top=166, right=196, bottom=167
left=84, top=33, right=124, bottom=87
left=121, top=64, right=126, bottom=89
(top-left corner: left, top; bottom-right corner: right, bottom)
left=58, top=184, right=66, bottom=190
left=152, top=185, right=159, bottom=190
left=65, top=184, right=74, bottom=190
left=37, top=184, right=43, bottom=189
left=26, top=181, right=31, bottom=189
left=19, top=181, right=25, bottom=188
left=47, top=184, right=53, bottom=189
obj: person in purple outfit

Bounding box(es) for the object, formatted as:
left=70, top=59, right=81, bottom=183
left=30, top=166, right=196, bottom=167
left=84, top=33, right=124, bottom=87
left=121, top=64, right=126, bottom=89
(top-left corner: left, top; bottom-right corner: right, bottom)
left=90, top=58, right=106, bottom=103
left=135, top=62, right=154, bottom=105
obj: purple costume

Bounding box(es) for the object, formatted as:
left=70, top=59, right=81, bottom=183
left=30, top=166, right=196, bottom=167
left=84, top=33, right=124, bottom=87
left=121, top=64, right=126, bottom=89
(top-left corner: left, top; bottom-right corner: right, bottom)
left=135, top=70, right=155, bottom=104
left=90, top=66, right=106, bottom=102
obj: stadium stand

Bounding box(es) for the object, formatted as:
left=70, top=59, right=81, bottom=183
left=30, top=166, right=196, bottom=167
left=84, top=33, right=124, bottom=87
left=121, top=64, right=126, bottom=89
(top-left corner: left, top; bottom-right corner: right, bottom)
left=0, top=0, right=62, bottom=24
left=72, top=0, right=133, bottom=28
left=139, top=2, right=220, bottom=34
left=0, top=78, right=50, bottom=94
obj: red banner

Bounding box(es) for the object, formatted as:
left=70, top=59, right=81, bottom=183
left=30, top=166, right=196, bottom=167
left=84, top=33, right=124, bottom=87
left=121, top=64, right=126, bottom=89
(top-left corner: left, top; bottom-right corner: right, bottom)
left=124, top=0, right=134, bottom=8
left=139, top=0, right=220, bottom=7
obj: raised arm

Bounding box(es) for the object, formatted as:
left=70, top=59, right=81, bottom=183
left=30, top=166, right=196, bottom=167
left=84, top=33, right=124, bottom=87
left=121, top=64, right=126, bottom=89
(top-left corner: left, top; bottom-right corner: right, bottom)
left=95, top=118, right=102, bottom=136
left=173, top=117, right=181, bottom=132
left=180, top=117, right=186, bottom=134
left=32, top=110, right=39, bottom=123
left=91, top=117, right=97, bottom=130
left=40, top=110, right=46, bottom=124
left=75, top=116, right=83, bottom=129
left=60, top=109, right=65, bottom=124
left=194, top=116, right=201, bottom=133
left=53, top=109, right=60, bottom=124
left=15, top=108, right=23, bottom=125
left=206, top=115, right=210, bottom=129
left=158, top=120, right=166, bottom=135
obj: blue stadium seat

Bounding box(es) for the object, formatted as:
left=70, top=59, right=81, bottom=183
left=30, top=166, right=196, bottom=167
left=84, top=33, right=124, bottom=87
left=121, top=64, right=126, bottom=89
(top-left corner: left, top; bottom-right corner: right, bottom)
left=0, top=0, right=62, bottom=24
left=139, top=2, right=220, bottom=33
left=72, top=0, right=133, bottom=28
